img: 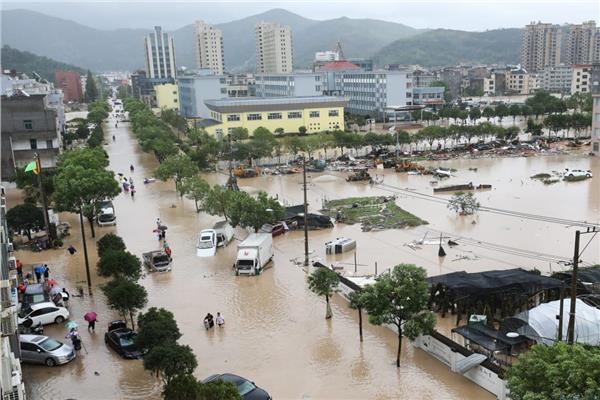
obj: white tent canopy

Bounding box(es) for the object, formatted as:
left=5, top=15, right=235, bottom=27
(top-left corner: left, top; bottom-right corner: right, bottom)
left=514, top=299, right=600, bottom=345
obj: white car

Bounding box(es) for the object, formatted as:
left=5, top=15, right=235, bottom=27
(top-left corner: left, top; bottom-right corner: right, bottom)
left=564, top=169, right=592, bottom=178
left=18, top=302, right=69, bottom=326
left=197, top=229, right=217, bottom=257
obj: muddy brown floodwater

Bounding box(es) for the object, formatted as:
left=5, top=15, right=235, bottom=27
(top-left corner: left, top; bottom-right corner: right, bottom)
left=14, top=116, right=599, bottom=400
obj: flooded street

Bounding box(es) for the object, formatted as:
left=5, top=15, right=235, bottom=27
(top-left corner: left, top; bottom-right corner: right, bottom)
left=15, top=117, right=598, bottom=399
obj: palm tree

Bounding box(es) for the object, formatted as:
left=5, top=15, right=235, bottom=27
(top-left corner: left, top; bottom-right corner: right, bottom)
left=307, top=267, right=340, bottom=319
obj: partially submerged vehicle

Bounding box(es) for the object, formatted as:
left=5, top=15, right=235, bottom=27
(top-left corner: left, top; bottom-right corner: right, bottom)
left=234, top=233, right=274, bottom=276
left=142, top=250, right=172, bottom=272
left=213, top=221, right=234, bottom=247
left=197, top=229, right=217, bottom=257
left=325, top=237, right=357, bottom=255
left=433, top=183, right=492, bottom=193
left=346, top=169, right=372, bottom=182
left=97, top=200, right=116, bottom=226
left=104, top=320, right=144, bottom=359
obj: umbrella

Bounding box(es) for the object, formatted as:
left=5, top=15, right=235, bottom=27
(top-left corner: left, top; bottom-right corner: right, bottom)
left=47, top=278, right=57, bottom=286
left=49, top=286, right=62, bottom=296
left=65, top=321, right=79, bottom=330
left=34, top=265, right=45, bottom=274
left=84, top=312, right=98, bottom=322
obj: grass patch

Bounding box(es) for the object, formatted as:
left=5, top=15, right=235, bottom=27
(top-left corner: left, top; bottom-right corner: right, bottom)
left=531, top=173, right=552, bottom=179
left=322, top=196, right=427, bottom=231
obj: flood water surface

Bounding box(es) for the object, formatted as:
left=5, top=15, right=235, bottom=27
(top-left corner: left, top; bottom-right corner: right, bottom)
left=16, top=118, right=599, bottom=399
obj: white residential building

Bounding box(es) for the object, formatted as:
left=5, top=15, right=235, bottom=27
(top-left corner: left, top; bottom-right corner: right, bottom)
left=591, top=63, right=600, bottom=154
left=254, top=73, right=322, bottom=97
left=144, top=26, right=176, bottom=79
left=255, top=22, right=293, bottom=74
left=538, top=65, right=573, bottom=93
left=571, top=64, right=592, bottom=94
left=177, top=73, right=227, bottom=119
left=566, top=21, right=598, bottom=65
left=521, top=22, right=562, bottom=72
left=194, top=20, right=225, bottom=75
left=315, top=51, right=340, bottom=62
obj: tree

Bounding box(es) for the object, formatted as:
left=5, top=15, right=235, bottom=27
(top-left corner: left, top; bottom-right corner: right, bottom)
left=198, top=380, right=242, bottom=400
left=482, top=107, right=495, bottom=122
left=97, top=250, right=142, bottom=280
left=506, top=343, right=600, bottom=400
left=58, top=147, right=108, bottom=171
left=143, top=343, right=197, bottom=384
left=494, top=104, right=509, bottom=124
left=163, top=374, right=202, bottom=400
left=136, top=307, right=181, bottom=351
left=154, top=154, right=199, bottom=196
left=181, top=176, right=210, bottom=213
left=298, top=126, right=307, bottom=135
left=447, top=191, right=480, bottom=215
left=274, top=127, right=284, bottom=135
left=238, top=191, right=285, bottom=232
left=307, top=267, right=340, bottom=319
left=360, top=264, right=436, bottom=367
left=230, top=127, right=248, bottom=141
left=348, top=290, right=365, bottom=342
left=97, top=233, right=126, bottom=257
left=508, top=104, right=521, bottom=124
left=84, top=70, right=98, bottom=103
left=203, top=185, right=235, bottom=221
left=6, top=203, right=44, bottom=241
left=53, top=164, right=120, bottom=238
left=468, top=108, right=481, bottom=123
left=102, top=279, right=147, bottom=329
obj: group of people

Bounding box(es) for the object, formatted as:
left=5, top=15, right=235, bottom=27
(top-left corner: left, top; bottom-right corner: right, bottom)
left=203, top=312, right=225, bottom=330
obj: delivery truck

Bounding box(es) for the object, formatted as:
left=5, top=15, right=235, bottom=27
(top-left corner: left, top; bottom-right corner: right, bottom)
left=234, top=233, right=274, bottom=276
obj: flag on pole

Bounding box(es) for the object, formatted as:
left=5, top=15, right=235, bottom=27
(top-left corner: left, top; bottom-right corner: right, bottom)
left=24, top=159, right=41, bottom=175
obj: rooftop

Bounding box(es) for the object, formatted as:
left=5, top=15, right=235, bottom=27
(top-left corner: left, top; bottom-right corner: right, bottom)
left=204, top=96, right=346, bottom=113
left=319, top=60, right=361, bottom=71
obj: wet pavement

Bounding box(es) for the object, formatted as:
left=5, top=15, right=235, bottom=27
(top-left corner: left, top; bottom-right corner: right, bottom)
left=14, top=115, right=599, bottom=399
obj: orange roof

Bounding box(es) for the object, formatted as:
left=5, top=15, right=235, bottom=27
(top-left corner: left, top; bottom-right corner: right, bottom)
left=319, top=61, right=361, bottom=71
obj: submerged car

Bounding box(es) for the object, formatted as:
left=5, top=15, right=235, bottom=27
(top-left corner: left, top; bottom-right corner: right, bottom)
left=19, top=334, right=76, bottom=366
left=104, top=320, right=144, bottom=359
left=197, top=229, right=217, bottom=257
left=202, top=373, right=271, bottom=400
left=564, top=169, right=592, bottom=178
left=18, top=302, right=69, bottom=326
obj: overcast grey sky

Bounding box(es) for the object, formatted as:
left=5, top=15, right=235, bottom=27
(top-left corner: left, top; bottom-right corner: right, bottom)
left=2, top=1, right=599, bottom=31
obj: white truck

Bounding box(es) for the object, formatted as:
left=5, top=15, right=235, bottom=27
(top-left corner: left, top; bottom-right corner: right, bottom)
left=213, top=221, right=234, bottom=247
left=234, top=233, right=274, bottom=276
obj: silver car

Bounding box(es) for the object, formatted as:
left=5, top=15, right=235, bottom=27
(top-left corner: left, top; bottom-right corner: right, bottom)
left=19, top=335, right=76, bottom=366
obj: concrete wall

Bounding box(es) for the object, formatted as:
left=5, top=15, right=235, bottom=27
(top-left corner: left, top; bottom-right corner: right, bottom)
left=178, top=75, right=226, bottom=119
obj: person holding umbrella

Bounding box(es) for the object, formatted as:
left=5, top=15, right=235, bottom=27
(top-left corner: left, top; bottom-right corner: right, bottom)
left=84, top=312, right=98, bottom=332
left=34, top=265, right=44, bottom=283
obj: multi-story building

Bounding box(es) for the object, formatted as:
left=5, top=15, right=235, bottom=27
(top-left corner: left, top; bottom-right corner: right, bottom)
left=538, top=64, right=572, bottom=93
left=315, top=51, right=340, bottom=62
left=144, top=26, right=176, bottom=79
left=194, top=20, right=225, bottom=75
left=226, top=75, right=252, bottom=98
left=412, top=69, right=436, bottom=88
left=571, top=64, right=592, bottom=94
left=177, top=73, right=227, bottom=119
left=521, top=22, right=562, bottom=72
left=412, top=87, right=444, bottom=107
left=591, top=63, right=600, bottom=154
left=154, top=83, right=179, bottom=112
left=255, top=22, right=293, bottom=74
left=130, top=70, right=174, bottom=107
left=506, top=69, right=538, bottom=95
left=0, top=188, right=26, bottom=400
left=347, top=59, right=373, bottom=72
left=201, top=96, right=345, bottom=138
left=254, top=73, right=322, bottom=97
left=565, top=21, right=597, bottom=65
left=54, top=70, right=82, bottom=103
left=439, top=67, right=463, bottom=99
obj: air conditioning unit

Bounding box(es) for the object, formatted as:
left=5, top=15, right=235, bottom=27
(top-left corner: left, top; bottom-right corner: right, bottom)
left=0, top=286, right=11, bottom=308
left=7, top=242, right=14, bottom=253
left=7, top=256, right=16, bottom=271
left=1, top=314, right=17, bottom=336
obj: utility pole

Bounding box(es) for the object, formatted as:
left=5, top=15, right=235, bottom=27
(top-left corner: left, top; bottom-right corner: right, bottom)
left=34, top=153, right=53, bottom=243
left=567, top=227, right=598, bottom=344
left=303, top=156, right=309, bottom=266
left=79, top=210, right=92, bottom=295
left=557, top=283, right=564, bottom=341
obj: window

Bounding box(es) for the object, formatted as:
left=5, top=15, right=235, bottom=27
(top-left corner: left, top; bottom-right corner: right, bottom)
left=247, top=113, right=262, bottom=121
left=30, top=139, right=37, bottom=150
left=227, top=114, right=240, bottom=122
left=46, top=140, right=53, bottom=149
left=23, top=120, right=33, bottom=130
left=309, top=111, right=320, bottom=118
left=267, top=112, right=282, bottom=120
left=220, top=88, right=227, bottom=94
left=20, top=342, right=37, bottom=352
left=287, top=111, right=302, bottom=119
left=328, top=110, right=339, bottom=117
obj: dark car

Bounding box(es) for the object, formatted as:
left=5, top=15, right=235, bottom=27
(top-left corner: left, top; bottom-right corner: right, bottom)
left=203, top=373, right=271, bottom=400
left=104, top=320, right=144, bottom=359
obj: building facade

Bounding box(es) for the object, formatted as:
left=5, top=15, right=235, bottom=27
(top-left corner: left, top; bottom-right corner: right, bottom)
left=154, top=83, right=179, bottom=112
left=538, top=65, right=572, bottom=93
left=571, top=64, right=592, bottom=94
left=439, top=68, right=463, bottom=99
left=1, top=94, right=62, bottom=180
left=521, top=22, right=562, bottom=72
left=54, top=70, right=82, bottom=103
left=506, top=69, right=538, bottom=95
left=194, top=20, right=225, bottom=75
left=412, top=69, right=436, bottom=88
left=565, top=21, right=597, bottom=65
left=0, top=188, right=26, bottom=400
left=412, top=87, right=444, bottom=107
left=255, top=22, right=293, bottom=74
left=254, top=73, right=322, bottom=97
left=177, top=73, right=227, bottom=119
left=591, top=63, right=600, bottom=154
left=202, top=96, right=345, bottom=138
left=144, top=26, right=176, bottom=79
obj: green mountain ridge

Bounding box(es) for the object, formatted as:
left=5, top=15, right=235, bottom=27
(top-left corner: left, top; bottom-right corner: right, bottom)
left=1, top=45, right=86, bottom=82
left=373, top=28, right=522, bottom=67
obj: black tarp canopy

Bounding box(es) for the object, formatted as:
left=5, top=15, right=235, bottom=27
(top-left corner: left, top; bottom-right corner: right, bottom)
left=428, top=268, right=562, bottom=297
left=552, top=265, right=600, bottom=286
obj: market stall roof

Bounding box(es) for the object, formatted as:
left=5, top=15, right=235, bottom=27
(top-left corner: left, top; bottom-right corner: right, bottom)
left=428, top=268, right=562, bottom=296
left=553, top=265, right=600, bottom=284
left=511, top=298, right=600, bottom=346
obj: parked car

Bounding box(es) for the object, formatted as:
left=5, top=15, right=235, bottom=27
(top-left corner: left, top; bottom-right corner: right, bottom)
left=18, top=302, right=69, bottom=326
left=104, top=320, right=144, bottom=359
left=202, top=373, right=271, bottom=400
left=197, top=229, right=217, bottom=257
left=19, top=334, right=76, bottom=366
left=20, top=283, right=49, bottom=310
left=564, top=169, right=592, bottom=178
